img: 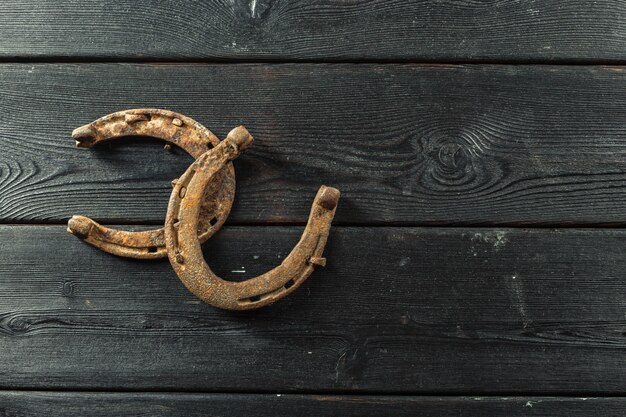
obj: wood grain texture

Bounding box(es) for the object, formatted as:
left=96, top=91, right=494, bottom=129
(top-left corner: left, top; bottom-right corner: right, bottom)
left=0, top=225, right=624, bottom=392
left=2, top=64, right=626, bottom=225
left=0, top=1, right=625, bottom=62
left=0, top=392, right=624, bottom=417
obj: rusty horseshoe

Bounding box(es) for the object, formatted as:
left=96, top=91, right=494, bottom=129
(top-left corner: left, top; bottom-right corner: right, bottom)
left=165, top=126, right=340, bottom=310
left=67, top=109, right=236, bottom=259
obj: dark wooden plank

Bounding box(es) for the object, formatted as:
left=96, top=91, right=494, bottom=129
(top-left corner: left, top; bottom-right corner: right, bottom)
left=1, top=225, right=624, bottom=392
left=0, top=393, right=624, bottom=417
left=2, top=64, right=626, bottom=225
left=0, top=1, right=625, bottom=62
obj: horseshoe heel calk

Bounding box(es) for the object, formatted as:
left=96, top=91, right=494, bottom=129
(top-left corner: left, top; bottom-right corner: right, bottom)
left=316, top=185, right=340, bottom=212
left=72, top=124, right=97, bottom=148
left=67, top=215, right=93, bottom=238
left=225, top=125, right=254, bottom=152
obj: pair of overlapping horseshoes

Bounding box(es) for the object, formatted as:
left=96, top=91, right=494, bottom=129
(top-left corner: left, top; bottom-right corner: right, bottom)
left=67, top=109, right=340, bottom=310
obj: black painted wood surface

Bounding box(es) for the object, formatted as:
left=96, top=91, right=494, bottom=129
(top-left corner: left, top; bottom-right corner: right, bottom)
left=0, top=1, right=625, bottom=62
left=0, top=393, right=624, bottom=417
left=1, top=225, right=624, bottom=393
left=2, top=2, right=625, bottom=413
left=2, top=64, right=626, bottom=225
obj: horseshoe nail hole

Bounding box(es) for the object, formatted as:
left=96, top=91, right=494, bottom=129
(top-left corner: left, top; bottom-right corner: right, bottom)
left=147, top=246, right=158, bottom=253
left=248, top=295, right=261, bottom=303
left=209, top=217, right=218, bottom=226
left=284, top=279, right=295, bottom=289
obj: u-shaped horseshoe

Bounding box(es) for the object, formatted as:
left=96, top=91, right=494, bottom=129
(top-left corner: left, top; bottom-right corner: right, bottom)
left=165, top=126, right=340, bottom=310
left=67, top=109, right=236, bottom=259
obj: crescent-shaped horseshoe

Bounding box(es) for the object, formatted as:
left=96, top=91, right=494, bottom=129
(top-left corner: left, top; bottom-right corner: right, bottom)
left=67, top=109, right=236, bottom=259
left=165, top=126, right=340, bottom=310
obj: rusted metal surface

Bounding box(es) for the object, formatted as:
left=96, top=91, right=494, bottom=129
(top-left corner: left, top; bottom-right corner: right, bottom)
left=67, top=109, right=235, bottom=259
left=165, top=126, right=340, bottom=310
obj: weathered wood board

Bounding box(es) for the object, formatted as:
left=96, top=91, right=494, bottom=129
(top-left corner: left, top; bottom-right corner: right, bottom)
left=1, top=393, right=624, bottom=417
left=1, top=64, right=626, bottom=225
left=1, top=226, right=624, bottom=392
left=0, top=1, right=625, bottom=62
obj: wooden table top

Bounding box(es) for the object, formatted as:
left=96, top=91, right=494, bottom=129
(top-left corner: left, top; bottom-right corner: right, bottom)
left=0, top=1, right=625, bottom=415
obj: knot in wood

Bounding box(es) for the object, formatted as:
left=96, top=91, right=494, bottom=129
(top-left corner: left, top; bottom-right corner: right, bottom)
left=437, top=142, right=468, bottom=172
left=411, top=129, right=500, bottom=194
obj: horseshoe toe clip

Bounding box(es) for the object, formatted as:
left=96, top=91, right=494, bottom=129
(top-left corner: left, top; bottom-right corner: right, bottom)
left=165, top=126, right=340, bottom=310
left=67, top=109, right=236, bottom=259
